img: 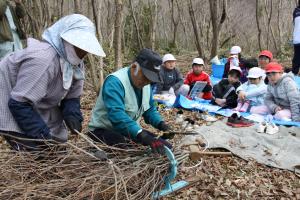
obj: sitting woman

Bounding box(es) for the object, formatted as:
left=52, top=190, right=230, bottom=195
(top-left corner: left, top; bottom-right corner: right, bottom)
left=234, top=67, right=267, bottom=112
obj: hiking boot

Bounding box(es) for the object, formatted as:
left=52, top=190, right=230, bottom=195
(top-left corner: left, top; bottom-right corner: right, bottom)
left=226, top=113, right=254, bottom=128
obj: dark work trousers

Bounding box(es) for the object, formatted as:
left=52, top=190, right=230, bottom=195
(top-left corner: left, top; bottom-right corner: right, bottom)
left=292, top=44, right=300, bottom=75
left=87, top=128, right=135, bottom=149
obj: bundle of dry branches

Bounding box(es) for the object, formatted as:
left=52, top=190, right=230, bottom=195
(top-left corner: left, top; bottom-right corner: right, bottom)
left=0, top=138, right=188, bottom=200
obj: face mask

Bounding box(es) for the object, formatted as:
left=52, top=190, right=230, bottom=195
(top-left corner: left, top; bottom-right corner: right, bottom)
left=63, top=40, right=82, bottom=66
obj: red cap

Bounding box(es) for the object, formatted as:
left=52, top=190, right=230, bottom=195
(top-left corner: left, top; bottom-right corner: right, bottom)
left=265, top=62, right=283, bottom=73
left=259, top=50, right=273, bottom=60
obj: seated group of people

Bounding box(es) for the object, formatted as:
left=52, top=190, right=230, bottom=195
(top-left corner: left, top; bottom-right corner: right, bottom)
left=154, top=46, right=300, bottom=122
left=0, top=14, right=299, bottom=155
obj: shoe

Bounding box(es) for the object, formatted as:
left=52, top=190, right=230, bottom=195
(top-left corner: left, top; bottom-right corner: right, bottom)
left=265, top=122, right=279, bottom=135
left=227, top=113, right=254, bottom=128
left=256, top=122, right=267, bottom=133
left=175, top=114, right=184, bottom=124
left=233, top=101, right=243, bottom=111
left=200, top=113, right=218, bottom=122
left=239, top=100, right=250, bottom=112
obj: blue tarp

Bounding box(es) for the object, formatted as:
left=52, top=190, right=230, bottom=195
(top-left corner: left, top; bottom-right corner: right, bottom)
left=174, top=95, right=300, bottom=127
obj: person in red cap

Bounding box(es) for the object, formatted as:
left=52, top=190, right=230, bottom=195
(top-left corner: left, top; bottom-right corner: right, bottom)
left=258, top=50, right=273, bottom=84
left=258, top=50, right=273, bottom=70
left=262, top=62, right=300, bottom=121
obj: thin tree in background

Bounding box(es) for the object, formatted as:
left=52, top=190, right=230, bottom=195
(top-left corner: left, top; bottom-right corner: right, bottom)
left=114, top=0, right=124, bottom=70
left=188, top=0, right=204, bottom=58
left=256, top=0, right=263, bottom=51
left=209, top=0, right=227, bottom=59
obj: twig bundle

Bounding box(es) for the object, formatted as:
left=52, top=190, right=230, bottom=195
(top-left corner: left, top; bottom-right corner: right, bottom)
left=0, top=139, right=188, bottom=200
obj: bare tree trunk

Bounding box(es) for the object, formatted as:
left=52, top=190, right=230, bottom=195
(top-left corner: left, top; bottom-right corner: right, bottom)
left=188, top=0, right=204, bottom=58
left=114, top=0, right=124, bottom=70
left=129, top=0, right=143, bottom=49
left=209, top=0, right=227, bottom=59
left=170, top=0, right=179, bottom=48
left=256, top=0, right=263, bottom=51
left=150, top=0, right=158, bottom=50
left=74, top=0, right=81, bottom=13
left=91, top=0, right=104, bottom=92
left=60, top=0, right=64, bottom=17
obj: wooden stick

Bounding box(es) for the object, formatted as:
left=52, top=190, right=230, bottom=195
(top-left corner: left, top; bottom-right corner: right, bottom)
left=189, top=145, right=232, bottom=161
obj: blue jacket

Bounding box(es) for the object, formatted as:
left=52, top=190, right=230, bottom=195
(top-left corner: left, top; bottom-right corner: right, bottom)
left=236, top=80, right=267, bottom=106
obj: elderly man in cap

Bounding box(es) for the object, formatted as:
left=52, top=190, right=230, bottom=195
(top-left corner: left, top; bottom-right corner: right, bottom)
left=0, top=14, right=105, bottom=151
left=88, top=48, right=172, bottom=154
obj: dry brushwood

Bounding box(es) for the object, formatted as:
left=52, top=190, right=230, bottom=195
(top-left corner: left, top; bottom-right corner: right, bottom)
left=0, top=137, right=188, bottom=200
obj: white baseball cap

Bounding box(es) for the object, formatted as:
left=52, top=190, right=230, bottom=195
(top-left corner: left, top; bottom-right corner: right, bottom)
left=247, top=67, right=264, bottom=78
left=229, top=66, right=242, bottom=73
left=192, top=58, right=204, bottom=65
left=162, top=54, right=176, bottom=63
left=230, top=46, right=242, bottom=55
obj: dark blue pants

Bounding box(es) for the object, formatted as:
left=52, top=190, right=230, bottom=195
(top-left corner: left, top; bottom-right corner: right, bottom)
left=292, top=44, right=300, bottom=75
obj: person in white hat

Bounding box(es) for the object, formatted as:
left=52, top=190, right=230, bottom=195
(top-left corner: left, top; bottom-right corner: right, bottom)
left=155, top=53, right=184, bottom=96
left=234, top=67, right=267, bottom=112
left=211, top=66, right=242, bottom=108
left=0, top=14, right=106, bottom=151
left=180, top=58, right=212, bottom=99
left=222, top=45, right=248, bottom=83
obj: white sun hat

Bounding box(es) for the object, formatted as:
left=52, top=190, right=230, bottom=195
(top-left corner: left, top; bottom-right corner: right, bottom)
left=247, top=67, right=265, bottom=78
left=230, top=46, right=242, bottom=55
left=43, top=14, right=106, bottom=57
left=162, top=54, right=176, bottom=63
left=192, top=58, right=204, bottom=65
left=229, top=66, right=242, bottom=73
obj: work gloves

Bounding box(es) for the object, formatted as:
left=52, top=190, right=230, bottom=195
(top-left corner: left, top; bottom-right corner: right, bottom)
left=157, top=121, right=170, bottom=132
left=136, top=130, right=172, bottom=155
left=157, top=121, right=175, bottom=139
left=64, top=116, right=82, bottom=134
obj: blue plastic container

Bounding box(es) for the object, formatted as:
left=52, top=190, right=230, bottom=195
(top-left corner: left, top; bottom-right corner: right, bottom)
left=211, top=58, right=227, bottom=78
left=212, top=64, right=225, bottom=78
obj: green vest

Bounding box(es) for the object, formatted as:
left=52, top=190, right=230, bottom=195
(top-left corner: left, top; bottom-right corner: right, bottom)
left=88, top=67, right=151, bottom=133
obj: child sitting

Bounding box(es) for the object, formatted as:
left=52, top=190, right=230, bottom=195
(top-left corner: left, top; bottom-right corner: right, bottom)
left=155, top=54, right=184, bottom=95
left=234, top=67, right=267, bottom=112
left=222, top=46, right=248, bottom=83
left=211, top=66, right=242, bottom=108
left=180, top=58, right=212, bottom=100
left=255, top=62, right=300, bottom=121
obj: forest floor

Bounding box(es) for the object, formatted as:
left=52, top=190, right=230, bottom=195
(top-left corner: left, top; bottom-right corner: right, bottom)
left=0, top=52, right=299, bottom=199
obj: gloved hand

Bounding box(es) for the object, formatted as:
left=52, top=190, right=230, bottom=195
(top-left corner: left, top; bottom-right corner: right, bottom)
left=64, top=116, right=82, bottom=134
left=136, top=130, right=172, bottom=154
left=157, top=121, right=170, bottom=132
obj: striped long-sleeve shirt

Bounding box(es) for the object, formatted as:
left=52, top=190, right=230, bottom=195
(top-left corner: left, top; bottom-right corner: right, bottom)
left=0, top=38, right=84, bottom=142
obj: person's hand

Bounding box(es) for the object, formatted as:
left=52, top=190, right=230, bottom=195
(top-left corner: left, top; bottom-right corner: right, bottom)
left=136, top=130, right=172, bottom=154
left=157, top=121, right=170, bottom=132
left=238, top=91, right=246, bottom=100
left=198, top=92, right=204, bottom=99
left=275, top=106, right=282, bottom=113
left=215, top=98, right=226, bottom=107
left=64, top=116, right=82, bottom=134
